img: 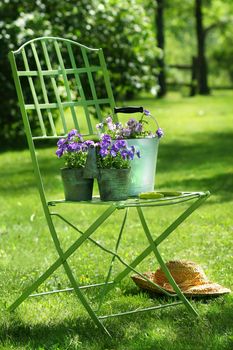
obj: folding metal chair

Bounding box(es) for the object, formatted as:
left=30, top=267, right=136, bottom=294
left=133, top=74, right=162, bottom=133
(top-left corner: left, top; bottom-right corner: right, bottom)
left=8, top=37, right=210, bottom=337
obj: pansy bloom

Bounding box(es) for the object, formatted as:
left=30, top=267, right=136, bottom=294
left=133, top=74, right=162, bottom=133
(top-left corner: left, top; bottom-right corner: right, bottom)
left=96, top=108, right=164, bottom=139
left=97, top=134, right=140, bottom=169
left=56, top=130, right=96, bottom=168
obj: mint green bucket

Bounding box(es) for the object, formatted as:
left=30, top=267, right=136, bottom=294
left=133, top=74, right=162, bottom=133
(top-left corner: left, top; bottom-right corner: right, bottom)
left=126, top=138, right=159, bottom=196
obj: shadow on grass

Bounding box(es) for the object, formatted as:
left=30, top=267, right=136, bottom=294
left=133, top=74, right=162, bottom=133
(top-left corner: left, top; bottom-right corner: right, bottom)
left=0, top=131, right=232, bottom=203
left=159, top=131, right=233, bottom=173
left=160, top=172, right=233, bottom=203
left=0, top=156, right=62, bottom=195
left=157, top=131, right=233, bottom=203
left=1, top=295, right=232, bottom=349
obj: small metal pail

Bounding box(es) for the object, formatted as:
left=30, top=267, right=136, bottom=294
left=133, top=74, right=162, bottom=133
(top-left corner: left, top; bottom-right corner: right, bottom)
left=97, top=168, right=130, bottom=201
left=126, top=137, right=159, bottom=196
left=61, top=167, right=94, bottom=201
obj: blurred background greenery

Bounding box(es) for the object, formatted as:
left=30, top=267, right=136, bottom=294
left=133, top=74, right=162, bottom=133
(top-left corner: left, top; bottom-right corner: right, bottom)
left=0, top=2, right=233, bottom=348
left=1, top=0, right=233, bottom=148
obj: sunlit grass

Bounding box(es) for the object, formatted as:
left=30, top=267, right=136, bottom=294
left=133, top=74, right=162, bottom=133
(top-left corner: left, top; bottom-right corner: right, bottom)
left=0, top=92, right=232, bottom=349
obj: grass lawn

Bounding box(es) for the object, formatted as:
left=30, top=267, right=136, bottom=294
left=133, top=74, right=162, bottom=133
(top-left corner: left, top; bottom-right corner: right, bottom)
left=0, top=91, right=232, bottom=349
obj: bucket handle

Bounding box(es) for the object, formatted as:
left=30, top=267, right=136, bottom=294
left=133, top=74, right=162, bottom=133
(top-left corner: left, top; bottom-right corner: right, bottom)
left=114, top=106, right=160, bottom=131
left=114, top=106, right=143, bottom=114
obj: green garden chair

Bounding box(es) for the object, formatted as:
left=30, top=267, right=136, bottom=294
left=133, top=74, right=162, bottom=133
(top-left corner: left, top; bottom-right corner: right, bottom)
left=8, top=37, right=210, bottom=337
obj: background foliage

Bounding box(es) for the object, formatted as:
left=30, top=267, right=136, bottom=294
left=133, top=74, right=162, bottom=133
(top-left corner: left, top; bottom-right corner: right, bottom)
left=0, top=0, right=160, bottom=147
left=163, top=0, right=233, bottom=87
left=1, top=0, right=233, bottom=147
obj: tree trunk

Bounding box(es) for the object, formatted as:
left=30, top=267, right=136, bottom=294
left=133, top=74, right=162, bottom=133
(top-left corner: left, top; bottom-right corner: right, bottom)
left=155, top=0, right=167, bottom=97
left=195, top=0, right=210, bottom=94
left=190, top=56, right=198, bottom=96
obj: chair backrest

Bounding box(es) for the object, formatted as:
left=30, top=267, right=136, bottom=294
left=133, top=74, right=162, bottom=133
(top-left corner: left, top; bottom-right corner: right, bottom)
left=8, top=36, right=116, bottom=206
left=9, top=36, right=116, bottom=139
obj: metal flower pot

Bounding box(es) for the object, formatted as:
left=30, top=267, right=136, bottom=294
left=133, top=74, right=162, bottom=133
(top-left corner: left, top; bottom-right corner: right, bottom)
left=97, top=168, right=130, bottom=201
left=126, top=137, right=159, bottom=196
left=61, top=168, right=94, bottom=201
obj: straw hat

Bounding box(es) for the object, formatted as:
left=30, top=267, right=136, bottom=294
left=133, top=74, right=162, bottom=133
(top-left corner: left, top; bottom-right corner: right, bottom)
left=131, top=260, right=231, bottom=296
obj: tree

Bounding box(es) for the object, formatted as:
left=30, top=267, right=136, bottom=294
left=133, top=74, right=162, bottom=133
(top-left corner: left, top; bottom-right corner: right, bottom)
left=195, top=0, right=210, bottom=94
left=164, top=0, right=233, bottom=95
left=155, top=0, right=167, bottom=97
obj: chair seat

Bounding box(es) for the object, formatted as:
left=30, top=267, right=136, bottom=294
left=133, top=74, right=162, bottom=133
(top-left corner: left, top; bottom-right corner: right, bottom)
left=48, top=191, right=208, bottom=207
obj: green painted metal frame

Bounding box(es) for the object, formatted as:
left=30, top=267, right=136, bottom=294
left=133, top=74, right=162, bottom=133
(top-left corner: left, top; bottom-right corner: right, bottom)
left=8, top=36, right=210, bottom=337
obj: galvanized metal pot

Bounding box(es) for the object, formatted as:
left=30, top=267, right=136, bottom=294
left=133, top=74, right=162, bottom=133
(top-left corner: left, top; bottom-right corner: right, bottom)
left=61, top=168, right=94, bottom=201
left=97, top=168, right=130, bottom=201
left=126, top=137, right=159, bottom=196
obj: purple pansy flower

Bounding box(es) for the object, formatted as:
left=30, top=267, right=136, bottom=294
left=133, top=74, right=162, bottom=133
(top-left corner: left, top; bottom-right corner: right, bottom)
left=81, top=144, right=89, bottom=152
left=122, top=128, right=131, bottom=137
left=115, top=139, right=127, bottom=148
left=120, top=149, right=129, bottom=160
left=57, top=138, right=66, bottom=148
left=67, top=129, right=78, bottom=140
left=101, top=134, right=112, bottom=143
left=130, top=145, right=135, bottom=153
left=127, top=150, right=134, bottom=160
left=84, top=140, right=95, bottom=148
left=106, top=116, right=116, bottom=130
left=105, top=116, right=112, bottom=124
left=111, top=143, right=119, bottom=152
left=67, top=142, right=79, bottom=152
left=127, top=118, right=138, bottom=128
left=136, top=150, right=141, bottom=158
left=95, top=108, right=163, bottom=141
left=100, top=134, right=112, bottom=149
left=55, top=130, right=97, bottom=168
left=115, top=122, right=122, bottom=129
left=143, top=109, right=150, bottom=116
left=97, top=132, right=140, bottom=168
left=96, top=122, right=104, bottom=130
left=110, top=149, right=117, bottom=157
left=156, top=128, right=164, bottom=138
left=135, top=123, right=143, bottom=133
left=99, top=148, right=109, bottom=157
left=56, top=148, right=64, bottom=158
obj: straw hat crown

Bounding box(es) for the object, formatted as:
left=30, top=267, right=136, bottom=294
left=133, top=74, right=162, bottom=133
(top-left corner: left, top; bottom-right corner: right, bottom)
left=131, top=260, right=231, bottom=296
left=154, top=260, right=209, bottom=290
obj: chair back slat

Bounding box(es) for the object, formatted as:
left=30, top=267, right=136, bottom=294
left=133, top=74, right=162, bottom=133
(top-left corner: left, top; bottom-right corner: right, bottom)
left=98, top=49, right=116, bottom=121
left=17, top=66, right=102, bottom=77
left=22, top=48, right=47, bottom=136
left=23, top=98, right=112, bottom=111
left=41, top=40, right=68, bottom=135
left=66, top=42, right=94, bottom=134
left=30, top=42, right=57, bottom=136
left=54, top=40, right=79, bottom=131
left=81, top=47, right=103, bottom=124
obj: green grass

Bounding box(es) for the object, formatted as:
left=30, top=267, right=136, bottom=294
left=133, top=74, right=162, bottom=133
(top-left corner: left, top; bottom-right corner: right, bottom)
left=0, top=91, right=233, bottom=349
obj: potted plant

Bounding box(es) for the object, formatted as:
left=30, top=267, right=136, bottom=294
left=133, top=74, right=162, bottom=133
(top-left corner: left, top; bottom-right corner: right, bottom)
left=96, top=134, right=140, bottom=201
left=56, top=129, right=95, bottom=201
left=96, top=109, right=164, bottom=196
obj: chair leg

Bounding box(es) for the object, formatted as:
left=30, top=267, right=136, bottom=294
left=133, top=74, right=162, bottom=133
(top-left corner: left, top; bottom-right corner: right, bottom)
left=103, top=196, right=207, bottom=296
left=8, top=206, right=116, bottom=322
left=61, top=258, right=111, bottom=337
left=97, top=209, right=128, bottom=312
left=48, top=208, right=113, bottom=336
left=136, top=206, right=198, bottom=316
left=47, top=204, right=116, bottom=336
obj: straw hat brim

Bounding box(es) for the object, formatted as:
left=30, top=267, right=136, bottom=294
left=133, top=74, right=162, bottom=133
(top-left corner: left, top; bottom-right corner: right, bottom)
left=131, top=272, right=231, bottom=297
